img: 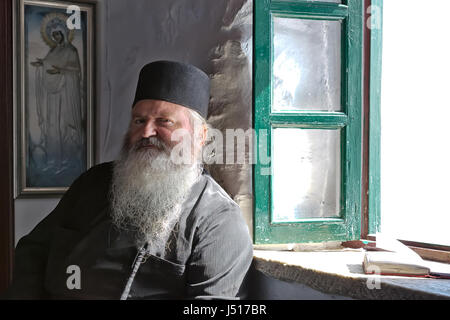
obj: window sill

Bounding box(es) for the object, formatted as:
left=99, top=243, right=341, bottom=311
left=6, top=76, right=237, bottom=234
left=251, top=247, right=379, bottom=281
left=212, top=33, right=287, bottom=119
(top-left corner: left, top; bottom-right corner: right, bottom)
left=253, top=249, right=450, bottom=300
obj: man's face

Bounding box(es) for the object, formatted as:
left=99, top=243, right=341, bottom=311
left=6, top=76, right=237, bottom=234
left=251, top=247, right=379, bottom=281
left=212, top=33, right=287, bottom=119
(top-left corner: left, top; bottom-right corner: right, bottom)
left=113, top=99, right=205, bottom=247
left=128, top=99, right=194, bottom=154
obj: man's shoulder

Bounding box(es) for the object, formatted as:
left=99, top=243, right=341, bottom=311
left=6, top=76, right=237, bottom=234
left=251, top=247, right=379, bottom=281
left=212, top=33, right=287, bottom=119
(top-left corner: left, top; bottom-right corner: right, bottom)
left=201, top=173, right=239, bottom=211
left=81, top=161, right=114, bottom=181
left=68, top=161, right=114, bottom=193
left=86, top=161, right=114, bottom=174
left=191, top=173, right=245, bottom=227
left=191, top=173, right=252, bottom=245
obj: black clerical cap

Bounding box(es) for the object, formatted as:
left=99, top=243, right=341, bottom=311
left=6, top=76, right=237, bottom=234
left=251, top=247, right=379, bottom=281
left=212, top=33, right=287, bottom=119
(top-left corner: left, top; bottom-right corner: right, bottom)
left=132, top=60, right=210, bottom=118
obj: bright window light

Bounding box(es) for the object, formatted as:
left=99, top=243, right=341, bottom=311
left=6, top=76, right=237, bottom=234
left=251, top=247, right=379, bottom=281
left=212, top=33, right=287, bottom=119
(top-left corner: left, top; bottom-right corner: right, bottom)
left=380, top=0, right=450, bottom=246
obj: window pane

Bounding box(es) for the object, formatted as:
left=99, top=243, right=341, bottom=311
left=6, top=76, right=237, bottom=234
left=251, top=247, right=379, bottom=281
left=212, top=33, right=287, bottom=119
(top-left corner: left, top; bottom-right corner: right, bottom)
left=380, top=0, right=450, bottom=246
left=272, top=17, right=341, bottom=112
left=272, top=128, right=341, bottom=221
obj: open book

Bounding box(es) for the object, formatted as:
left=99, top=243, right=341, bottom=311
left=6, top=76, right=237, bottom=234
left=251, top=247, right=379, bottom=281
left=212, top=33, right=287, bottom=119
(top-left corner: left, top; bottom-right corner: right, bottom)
left=363, top=251, right=430, bottom=276
left=362, top=234, right=450, bottom=278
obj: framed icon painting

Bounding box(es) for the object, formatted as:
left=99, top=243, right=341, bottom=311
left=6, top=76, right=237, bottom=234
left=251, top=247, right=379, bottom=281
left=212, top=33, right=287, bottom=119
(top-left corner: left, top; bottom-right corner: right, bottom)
left=15, top=0, right=95, bottom=196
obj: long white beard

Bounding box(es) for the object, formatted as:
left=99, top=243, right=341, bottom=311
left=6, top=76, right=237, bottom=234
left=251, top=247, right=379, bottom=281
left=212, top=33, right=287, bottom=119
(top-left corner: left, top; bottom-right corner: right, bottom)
left=110, top=136, right=201, bottom=250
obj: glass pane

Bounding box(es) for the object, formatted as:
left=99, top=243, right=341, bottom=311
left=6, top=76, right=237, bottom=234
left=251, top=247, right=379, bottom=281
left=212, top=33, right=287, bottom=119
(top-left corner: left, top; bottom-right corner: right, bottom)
left=272, top=128, right=341, bottom=221
left=272, top=17, right=341, bottom=112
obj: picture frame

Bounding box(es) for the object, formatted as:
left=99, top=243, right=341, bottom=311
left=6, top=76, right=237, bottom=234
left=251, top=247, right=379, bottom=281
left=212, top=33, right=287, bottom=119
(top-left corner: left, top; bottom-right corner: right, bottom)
left=15, top=0, right=95, bottom=196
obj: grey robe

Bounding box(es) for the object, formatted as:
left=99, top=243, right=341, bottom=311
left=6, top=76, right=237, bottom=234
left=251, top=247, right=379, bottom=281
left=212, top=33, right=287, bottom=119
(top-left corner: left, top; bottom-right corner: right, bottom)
left=6, top=162, right=253, bottom=299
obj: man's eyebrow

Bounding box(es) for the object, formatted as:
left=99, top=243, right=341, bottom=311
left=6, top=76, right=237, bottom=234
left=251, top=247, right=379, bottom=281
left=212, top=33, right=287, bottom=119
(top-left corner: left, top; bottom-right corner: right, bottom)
left=132, top=113, right=146, bottom=118
left=131, top=113, right=176, bottom=121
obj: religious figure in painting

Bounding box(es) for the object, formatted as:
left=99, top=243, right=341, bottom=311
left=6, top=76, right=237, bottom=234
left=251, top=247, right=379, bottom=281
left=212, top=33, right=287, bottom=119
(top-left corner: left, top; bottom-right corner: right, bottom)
left=30, top=12, right=84, bottom=175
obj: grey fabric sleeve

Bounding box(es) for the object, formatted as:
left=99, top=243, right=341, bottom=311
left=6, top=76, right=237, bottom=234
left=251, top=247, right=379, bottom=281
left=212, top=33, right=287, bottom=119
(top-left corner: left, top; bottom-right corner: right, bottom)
left=185, top=205, right=253, bottom=300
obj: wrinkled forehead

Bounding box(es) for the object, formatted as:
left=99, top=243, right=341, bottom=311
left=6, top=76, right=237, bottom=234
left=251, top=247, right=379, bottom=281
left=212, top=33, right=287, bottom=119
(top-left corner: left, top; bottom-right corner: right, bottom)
left=132, top=99, right=188, bottom=116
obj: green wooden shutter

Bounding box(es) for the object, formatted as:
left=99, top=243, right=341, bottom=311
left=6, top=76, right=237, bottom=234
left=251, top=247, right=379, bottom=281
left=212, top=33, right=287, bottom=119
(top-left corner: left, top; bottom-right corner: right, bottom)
left=253, top=0, right=363, bottom=244
left=368, top=0, right=383, bottom=235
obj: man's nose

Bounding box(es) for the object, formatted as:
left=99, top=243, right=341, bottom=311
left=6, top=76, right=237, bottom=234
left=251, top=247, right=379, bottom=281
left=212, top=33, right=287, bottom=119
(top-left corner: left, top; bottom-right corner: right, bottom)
left=142, top=120, right=157, bottom=138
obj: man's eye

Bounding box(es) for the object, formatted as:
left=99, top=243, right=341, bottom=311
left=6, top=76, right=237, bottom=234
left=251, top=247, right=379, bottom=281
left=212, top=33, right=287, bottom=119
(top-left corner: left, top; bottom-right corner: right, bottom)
left=157, top=118, right=173, bottom=125
left=134, top=119, right=145, bottom=124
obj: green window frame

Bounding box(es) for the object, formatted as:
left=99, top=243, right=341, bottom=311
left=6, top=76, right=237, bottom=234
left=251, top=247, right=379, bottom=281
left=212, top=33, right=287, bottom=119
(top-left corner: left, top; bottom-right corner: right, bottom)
left=368, top=0, right=382, bottom=236
left=253, top=0, right=364, bottom=244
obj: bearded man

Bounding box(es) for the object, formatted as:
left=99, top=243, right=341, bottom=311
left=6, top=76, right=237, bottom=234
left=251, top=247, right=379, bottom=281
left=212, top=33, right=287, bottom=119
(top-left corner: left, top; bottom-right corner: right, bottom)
left=7, top=61, right=253, bottom=300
